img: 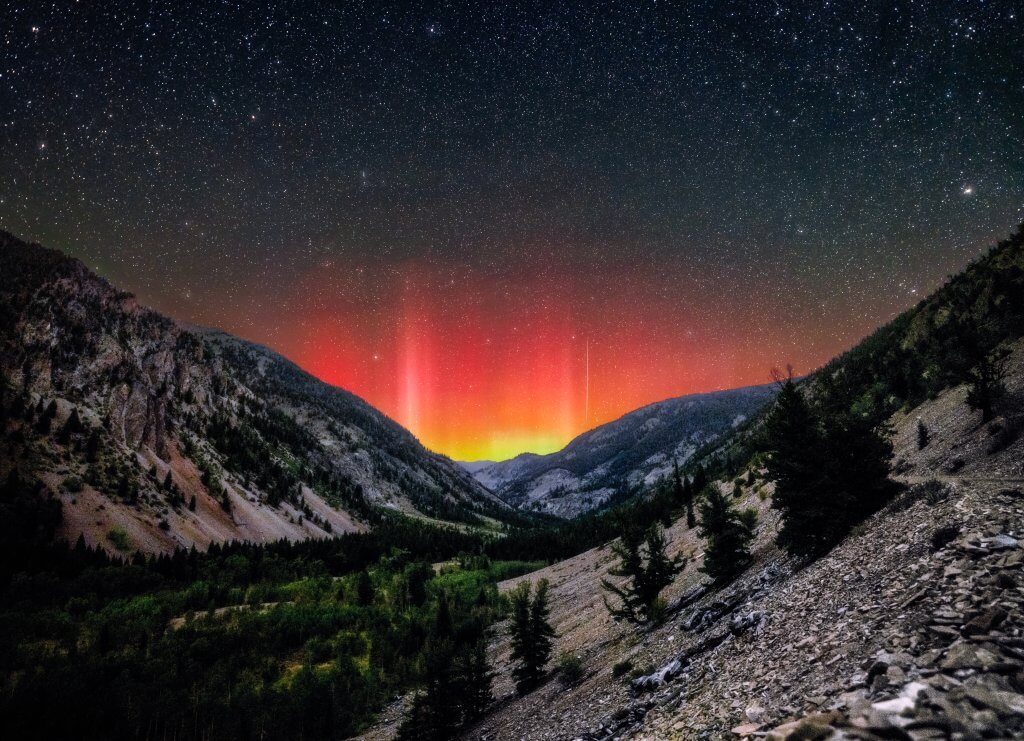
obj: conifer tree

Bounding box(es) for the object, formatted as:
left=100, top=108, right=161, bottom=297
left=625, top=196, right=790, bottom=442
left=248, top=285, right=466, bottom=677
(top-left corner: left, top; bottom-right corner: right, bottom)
left=965, top=345, right=1010, bottom=423
left=398, top=594, right=493, bottom=740
left=917, top=419, right=929, bottom=449
left=56, top=408, right=82, bottom=444
left=509, top=579, right=555, bottom=694
left=762, top=378, right=896, bottom=559
left=355, top=570, right=374, bottom=606
left=85, top=428, right=101, bottom=462
left=952, top=313, right=1010, bottom=423
left=697, top=484, right=756, bottom=583
left=458, top=638, right=494, bottom=724
left=36, top=399, right=57, bottom=434
left=672, top=461, right=696, bottom=528
left=601, top=525, right=684, bottom=624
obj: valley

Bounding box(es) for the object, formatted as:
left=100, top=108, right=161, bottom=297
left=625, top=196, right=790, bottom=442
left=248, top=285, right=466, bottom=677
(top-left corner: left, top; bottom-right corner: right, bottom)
left=2, top=224, right=1023, bottom=740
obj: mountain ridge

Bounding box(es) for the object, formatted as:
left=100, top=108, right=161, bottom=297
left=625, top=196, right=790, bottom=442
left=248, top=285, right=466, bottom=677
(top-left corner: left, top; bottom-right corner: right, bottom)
left=467, top=383, right=778, bottom=517
left=0, top=231, right=509, bottom=554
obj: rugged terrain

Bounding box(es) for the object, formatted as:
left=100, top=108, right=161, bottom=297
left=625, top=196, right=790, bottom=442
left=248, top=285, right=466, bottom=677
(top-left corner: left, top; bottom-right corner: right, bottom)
left=465, top=385, right=777, bottom=517
left=459, top=341, right=1024, bottom=740
left=0, top=233, right=507, bottom=554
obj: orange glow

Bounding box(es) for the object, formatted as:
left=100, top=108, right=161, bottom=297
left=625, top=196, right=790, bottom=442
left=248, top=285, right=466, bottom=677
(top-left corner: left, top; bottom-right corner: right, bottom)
left=210, top=251, right=878, bottom=462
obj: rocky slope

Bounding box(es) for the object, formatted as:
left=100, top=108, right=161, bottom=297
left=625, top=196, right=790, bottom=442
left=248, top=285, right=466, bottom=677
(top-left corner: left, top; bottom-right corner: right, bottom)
left=465, top=384, right=778, bottom=517
left=351, top=226, right=1024, bottom=740
left=0, top=232, right=508, bottom=554
left=452, top=341, right=1024, bottom=741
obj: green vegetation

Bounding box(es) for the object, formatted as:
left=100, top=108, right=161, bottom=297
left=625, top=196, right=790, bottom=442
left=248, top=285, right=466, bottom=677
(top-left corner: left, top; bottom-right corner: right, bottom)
left=508, top=579, right=556, bottom=694
left=761, top=378, right=898, bottom=559
left=106, top=525, right=131, bottom=551
left=697, top=484, right=756, bottom=582
left=612, top=658, right=634, bottom=678
left=601, top=524, right=684, bottom=624
left=812, top=224, right=1024, bottom=424
left=395, top=591, right=494, bottom=740
left=556, top=650, right=585, bottom=685
left=0, top=468, right=545, bottom=740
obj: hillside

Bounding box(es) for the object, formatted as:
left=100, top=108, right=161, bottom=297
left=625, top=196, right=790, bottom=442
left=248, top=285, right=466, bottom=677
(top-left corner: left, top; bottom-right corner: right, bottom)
left=466, top=384, right=778, bottom=517
left=456, top=347, right=1024, bottom=738
left=359, top=224, right=1024, bottom=740
left=0, top=232, right=508, bottom=554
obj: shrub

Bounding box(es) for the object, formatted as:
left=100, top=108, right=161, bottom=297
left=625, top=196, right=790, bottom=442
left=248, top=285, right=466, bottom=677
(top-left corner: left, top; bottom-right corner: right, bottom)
left=917, top=420, right=930, bottom=450
left=107, top=526, right=131, bottom=551
left=64, top=476, right=83, bottom=493
left=889, top=479, right=948, bottom=512
left=612, top=659, right=634, bottom=678
left=986, top=418, right=1019, bottom=455
left=556, top=651, right=584, bottom=686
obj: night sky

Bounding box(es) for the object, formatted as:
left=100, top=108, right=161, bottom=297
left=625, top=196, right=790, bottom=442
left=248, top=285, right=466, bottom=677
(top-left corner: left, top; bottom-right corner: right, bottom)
left=2, top=2, right=1023, bottom=460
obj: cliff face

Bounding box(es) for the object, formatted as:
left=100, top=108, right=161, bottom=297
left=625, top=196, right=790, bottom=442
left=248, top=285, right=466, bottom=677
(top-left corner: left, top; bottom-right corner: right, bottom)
left=0, top=233, right=507, bottom=553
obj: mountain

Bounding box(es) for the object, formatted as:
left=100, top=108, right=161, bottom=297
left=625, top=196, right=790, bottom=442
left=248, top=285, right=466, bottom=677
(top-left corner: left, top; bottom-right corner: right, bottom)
left=468, top=384, right=778, bottom=517
left=401, top=232, right=1024, bottom=741
left=0, top=232, right=508, bottom=554
left=457, top=459, right=499, bottom=475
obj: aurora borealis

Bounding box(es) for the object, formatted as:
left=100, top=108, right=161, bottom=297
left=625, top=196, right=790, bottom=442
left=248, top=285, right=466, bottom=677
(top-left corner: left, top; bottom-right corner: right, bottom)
left=2, top=2, right=1023, bottom=460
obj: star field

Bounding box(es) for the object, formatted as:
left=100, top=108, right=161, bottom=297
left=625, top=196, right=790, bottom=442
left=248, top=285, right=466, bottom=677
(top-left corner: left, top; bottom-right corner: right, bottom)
left=2, top=1, right=1023, bottom=459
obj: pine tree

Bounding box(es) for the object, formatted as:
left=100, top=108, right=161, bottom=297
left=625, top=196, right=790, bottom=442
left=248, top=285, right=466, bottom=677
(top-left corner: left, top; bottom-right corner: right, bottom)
left=398, top=595, right=493, bottom=740
left=355, top=570, right=374, bottom=606
left=56, top=408, right=82, bottom=444
left=509, top=579, right=555, bottom=694
left=458, top=638, right=494, bottom=724
left=672, top=461, right=696, bottom=528
left=397, top=639, right=461, bottom=741
left=952, top=314, right=1010, bottom=423
left=965, top=345, right=1010, bottom=423
left=601, top=525, right=684, bottom=624
left=85, top=429, right=101, bottom=462
left=917, top=419, right=930, bottom=449
left=697, top=484, right=756, bottom=583
left=761, top=379, right=896, bottom=559
left=36, top=399, right=57, bottom=434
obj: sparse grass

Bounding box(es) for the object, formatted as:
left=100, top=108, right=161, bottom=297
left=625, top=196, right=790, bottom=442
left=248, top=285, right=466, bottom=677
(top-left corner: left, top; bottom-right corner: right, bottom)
left=889, top=479, right=949, bottom=512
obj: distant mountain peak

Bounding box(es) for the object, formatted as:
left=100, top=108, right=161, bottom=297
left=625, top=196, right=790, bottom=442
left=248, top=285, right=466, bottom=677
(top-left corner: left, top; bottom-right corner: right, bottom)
left=469, top=384, right=778, bottom=517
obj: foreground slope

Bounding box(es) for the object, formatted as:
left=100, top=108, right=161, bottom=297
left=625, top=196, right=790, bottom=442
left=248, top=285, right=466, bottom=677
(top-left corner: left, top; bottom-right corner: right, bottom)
left=0, top=232, right=507, bottom=553
left=468, top=384, right=777, bottom=517
left=452, top=340, right=1024, bottom=740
